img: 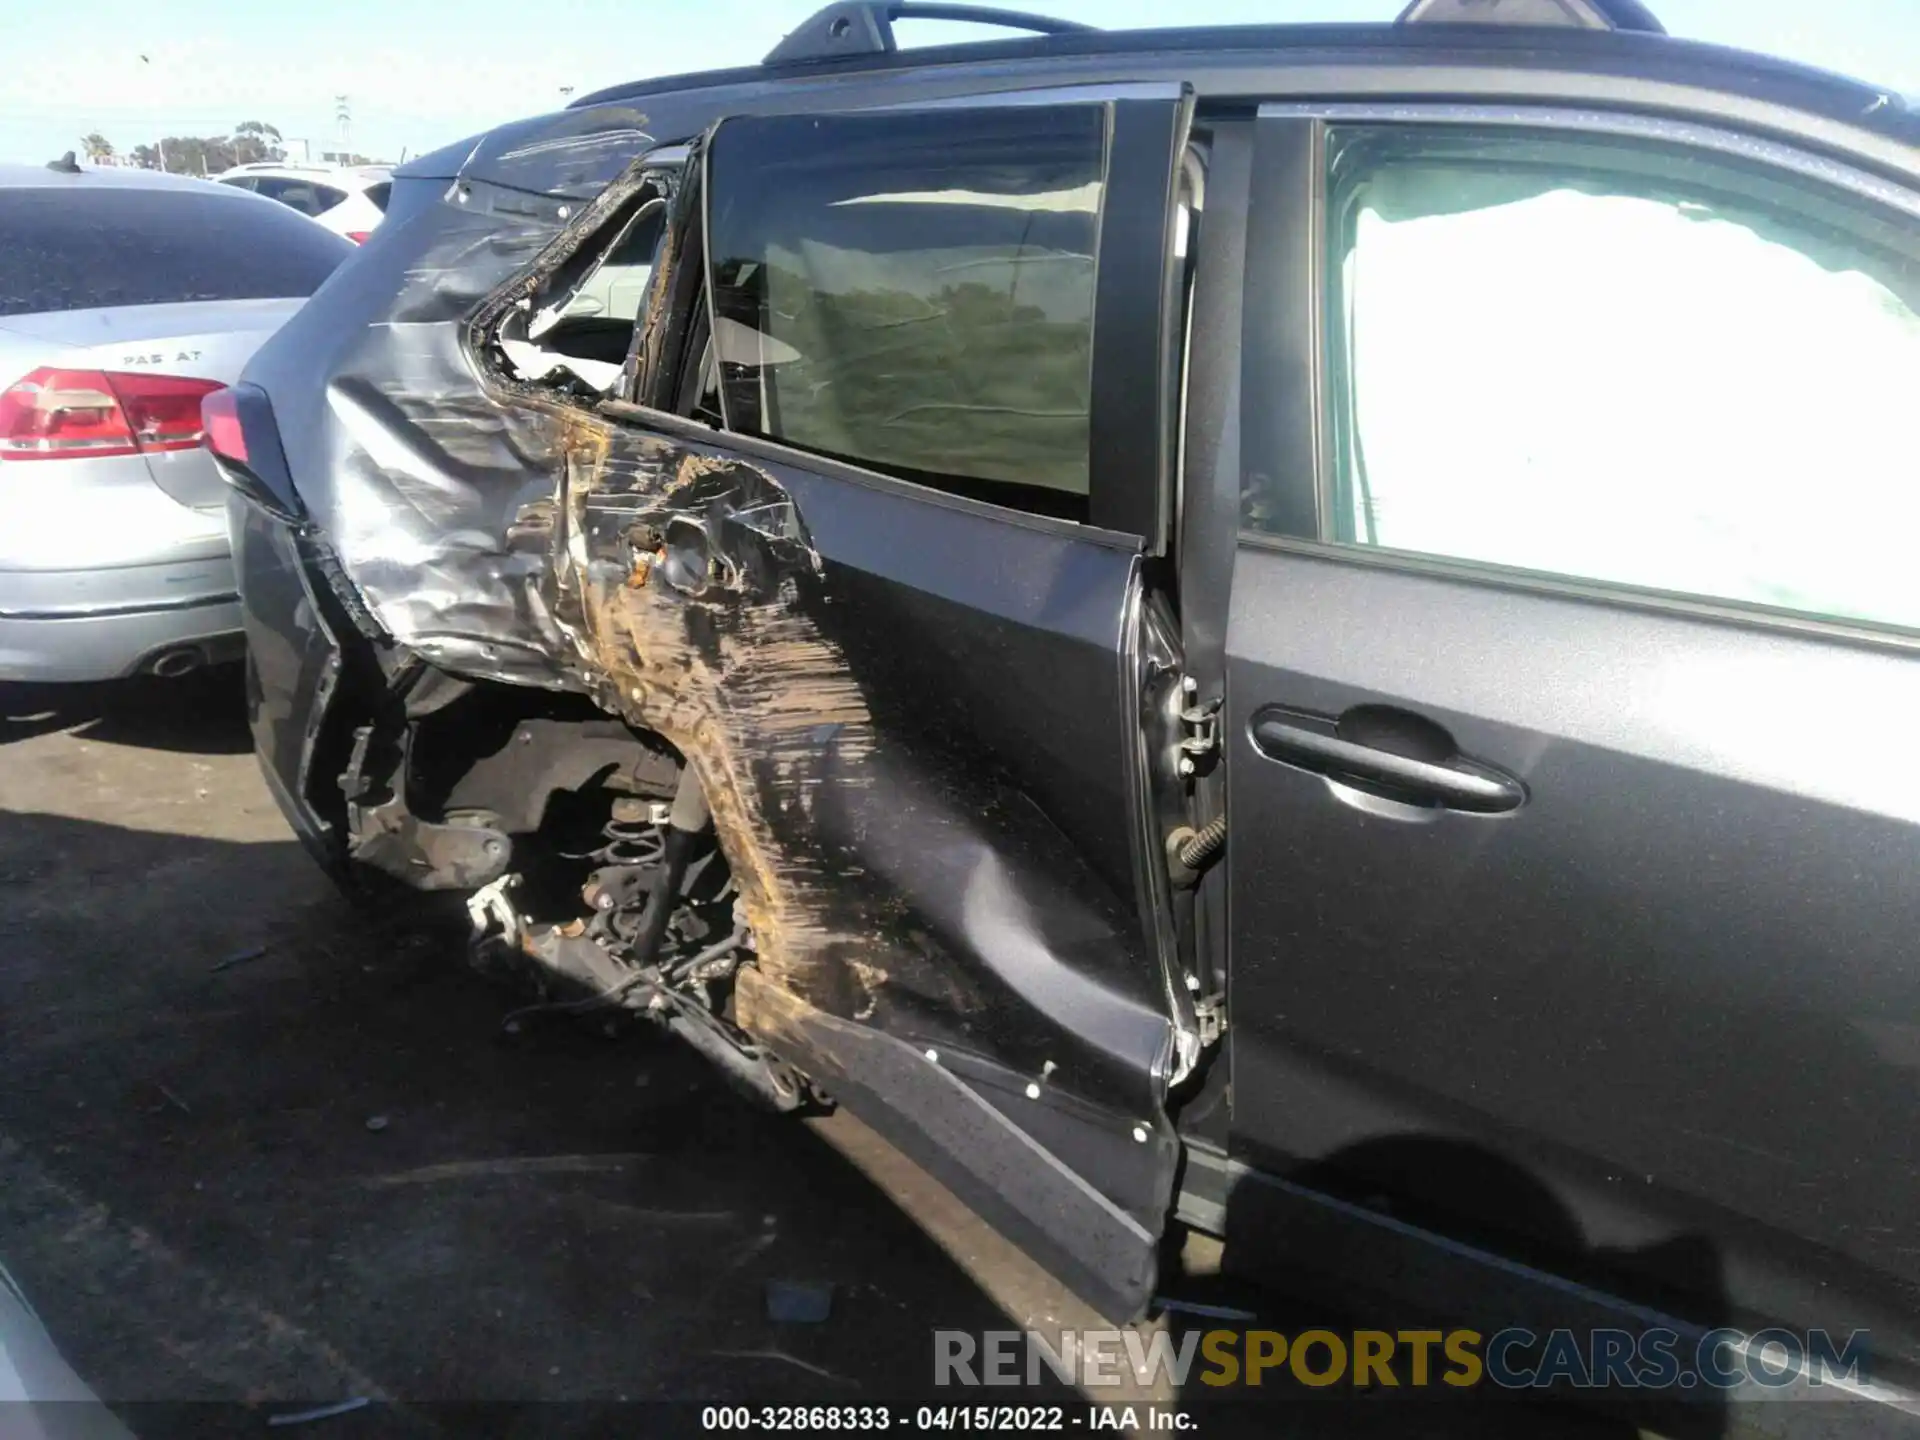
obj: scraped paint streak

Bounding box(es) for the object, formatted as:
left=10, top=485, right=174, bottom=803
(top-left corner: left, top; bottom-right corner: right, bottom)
left=531, top=418, right=884, bottom=1012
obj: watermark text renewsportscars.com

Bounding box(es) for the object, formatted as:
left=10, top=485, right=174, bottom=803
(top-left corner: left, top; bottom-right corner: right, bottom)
left=934, top=1326, right=1873, bottom=1394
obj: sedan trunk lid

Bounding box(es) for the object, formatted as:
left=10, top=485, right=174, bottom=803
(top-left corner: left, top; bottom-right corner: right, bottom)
left=0, top=298, right=308, bottom=509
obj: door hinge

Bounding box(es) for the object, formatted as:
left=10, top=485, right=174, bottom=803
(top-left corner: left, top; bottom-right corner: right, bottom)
left=1178, top=675, right=1221, bottom=777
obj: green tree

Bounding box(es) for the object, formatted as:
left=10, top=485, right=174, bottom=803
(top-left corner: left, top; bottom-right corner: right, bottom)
left=122, top=125, right=288, bottom=176
left=233, top=120, right=284, bottom=165
left=79, top=132, right=114, bottom=164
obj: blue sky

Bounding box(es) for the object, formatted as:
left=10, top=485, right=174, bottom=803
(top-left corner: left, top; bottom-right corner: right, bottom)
left=3, top=0, right=1914, bottom=167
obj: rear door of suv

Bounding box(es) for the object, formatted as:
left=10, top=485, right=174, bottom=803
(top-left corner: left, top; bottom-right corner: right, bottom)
left=565, top=88, right=1200, bottom=1320
left=1222, top=101, right=1920, bottom=1364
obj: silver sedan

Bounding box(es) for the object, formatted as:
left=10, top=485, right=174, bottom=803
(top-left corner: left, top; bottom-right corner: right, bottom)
left=0, top=164, right=351, bottom=682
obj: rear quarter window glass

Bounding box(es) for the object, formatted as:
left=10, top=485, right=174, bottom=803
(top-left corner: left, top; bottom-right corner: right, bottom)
left=363, top=181, right=392, bottom=212
left=706, top=107, right=1104, bottom=520
left=0, top=186, right=352, bottom=317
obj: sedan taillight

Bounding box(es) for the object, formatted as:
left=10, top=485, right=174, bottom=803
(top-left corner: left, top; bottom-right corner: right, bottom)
left=0, top=368, right=224, bottom=462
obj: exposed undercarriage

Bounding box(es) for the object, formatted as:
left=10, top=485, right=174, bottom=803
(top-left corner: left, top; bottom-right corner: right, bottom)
left=326, top=669, right=815, bottom=1113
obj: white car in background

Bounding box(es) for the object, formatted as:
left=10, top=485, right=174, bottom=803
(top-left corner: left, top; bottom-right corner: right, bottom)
left=215, top=162, right=392, bottom=243
left=0, top=162, right=352, bottom=682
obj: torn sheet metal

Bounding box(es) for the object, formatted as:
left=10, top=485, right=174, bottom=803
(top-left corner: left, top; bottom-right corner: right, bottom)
left=242, top=137, right=680, bottom=688
left=552, top=416, right=1181, bottom=1231
left=243, top=111, right=1184, bottom=1257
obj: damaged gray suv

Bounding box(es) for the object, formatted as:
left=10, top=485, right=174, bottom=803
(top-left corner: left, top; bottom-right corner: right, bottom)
left=213, top=0, right=1920, bottom=1414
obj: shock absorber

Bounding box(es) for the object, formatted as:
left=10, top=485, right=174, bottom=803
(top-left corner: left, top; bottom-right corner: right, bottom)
left=628, top=767, right=711, bottom=968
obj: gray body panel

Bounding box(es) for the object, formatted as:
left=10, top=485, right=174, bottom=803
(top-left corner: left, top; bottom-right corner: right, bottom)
left=231, top=15, right=1920, bottom=1387
left=1226, top=543, right=1920, bottom=1357
left=1213, top=81, right=1920, bottom=1404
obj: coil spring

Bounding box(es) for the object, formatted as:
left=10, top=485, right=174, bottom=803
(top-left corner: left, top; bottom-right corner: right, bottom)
left=596, top=817, right=666, bottom=868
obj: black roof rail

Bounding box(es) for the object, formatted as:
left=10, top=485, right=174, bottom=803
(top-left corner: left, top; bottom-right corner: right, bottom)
left=764, top=2, right=1098, bottom=66
left=1397, top=0, right=1666, bottom=33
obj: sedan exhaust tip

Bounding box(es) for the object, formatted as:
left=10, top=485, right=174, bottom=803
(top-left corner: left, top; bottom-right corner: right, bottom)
left=146, top=645, right=205, bottom=679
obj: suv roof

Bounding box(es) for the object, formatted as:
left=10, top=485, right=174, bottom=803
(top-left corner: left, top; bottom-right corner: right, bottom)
left=567, top=2, right=1918, bottom=150
left=752, top=0, right=1667, bottom=66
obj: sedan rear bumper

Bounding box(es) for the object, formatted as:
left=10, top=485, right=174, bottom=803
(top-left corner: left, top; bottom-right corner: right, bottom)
left=0, top=561, right=243, bottom=681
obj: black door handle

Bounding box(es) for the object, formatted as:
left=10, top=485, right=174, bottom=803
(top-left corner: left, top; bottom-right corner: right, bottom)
left=1252, top=716, right=1525, bottom=814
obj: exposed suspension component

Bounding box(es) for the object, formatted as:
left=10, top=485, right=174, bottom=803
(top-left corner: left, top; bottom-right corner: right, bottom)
left=467, top=763, right=810, bottom=1112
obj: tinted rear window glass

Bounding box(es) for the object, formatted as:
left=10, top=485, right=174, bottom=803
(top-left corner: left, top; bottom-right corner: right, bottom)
left=707, top=107, right=1104, bottom=520
left=364, top=182, right=392, bottom=212
left=254, top=177, right=346, bottom=215
left=0, top=186, right=352, bottom=317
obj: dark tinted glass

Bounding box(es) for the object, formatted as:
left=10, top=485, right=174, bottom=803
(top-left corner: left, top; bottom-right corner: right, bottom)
left=606, top=202, right=663, bottom=268
left=254, top=177, right=345, bottom=215
left=707, top=107, right=1104, bottom=518
left=0, top=186, right=352, bottom=317
left=364, top=181, right=392, bottom=212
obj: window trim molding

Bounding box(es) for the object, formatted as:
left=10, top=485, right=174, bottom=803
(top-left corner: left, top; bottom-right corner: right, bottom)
left=1240, top=114, right=1324, bottom=544
left=1240, top=99, right=1920, bottom=642
left=596, top=397, right=1146, bottom=554
left=695, top=126, right=732, bottom=434
left=1087, top=87, right=1196, bottom=546
left=1239, top=528, right=1920, bottom=657
left=856, top=80, right=1186, bottom=111
left=1256, top=101, right=1920, bottom=221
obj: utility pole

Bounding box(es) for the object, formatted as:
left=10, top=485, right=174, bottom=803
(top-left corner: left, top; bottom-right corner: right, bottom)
left=334, top=94, right=351, bottom=161
left=137, top=54, right=166, bottom=171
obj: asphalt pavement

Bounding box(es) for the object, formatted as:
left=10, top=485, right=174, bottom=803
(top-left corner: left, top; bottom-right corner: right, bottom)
left=0, top=670, right=1620, bottom=1440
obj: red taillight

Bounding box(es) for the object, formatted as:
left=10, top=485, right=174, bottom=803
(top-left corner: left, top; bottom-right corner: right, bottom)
left=345, top=230, right=371, bottom=244
left=112, top=371, right=225, bottom=454
left=200, top=386, right=248, bottom=466
left=0, top=368, right=223, bottom=462
left=0, top=370, right=134, bottom=459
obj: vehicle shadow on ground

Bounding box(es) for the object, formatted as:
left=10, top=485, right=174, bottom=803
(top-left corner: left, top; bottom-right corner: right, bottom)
left=1147, top=1139, right=1733, bottom=1439
left=0, top=808, right=1073, bottom=1438
left=0, top=666, right=251, bottom=755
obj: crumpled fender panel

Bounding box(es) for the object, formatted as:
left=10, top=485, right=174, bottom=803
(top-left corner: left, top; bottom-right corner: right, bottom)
left=243, top=168, right=594, bottom=686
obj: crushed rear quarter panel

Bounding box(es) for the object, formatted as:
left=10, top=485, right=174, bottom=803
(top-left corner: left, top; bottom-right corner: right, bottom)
left=240, top=95, right=1184, bottom=1317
